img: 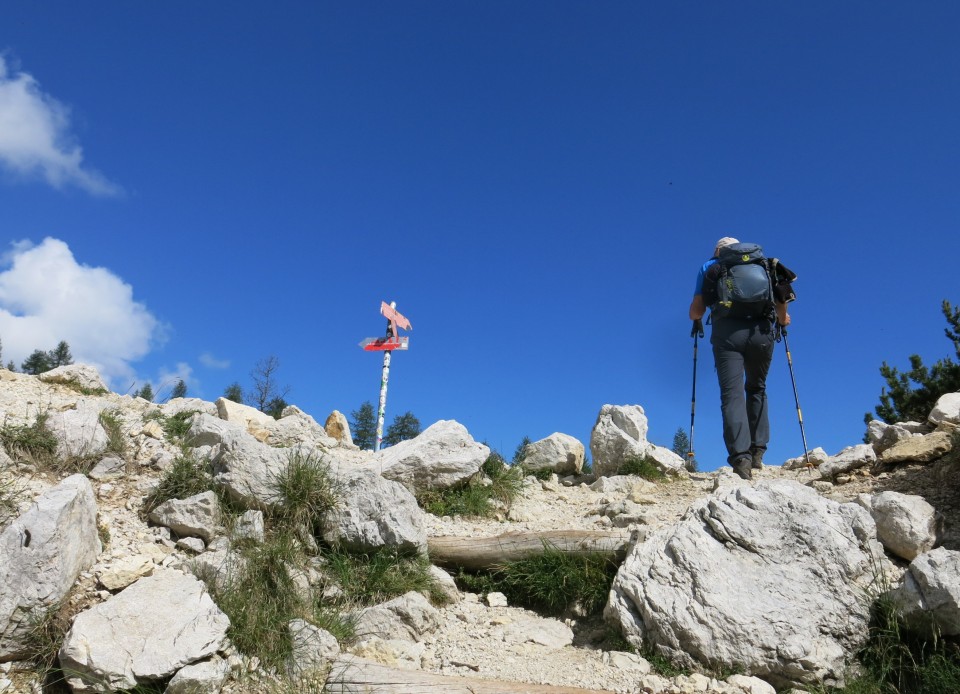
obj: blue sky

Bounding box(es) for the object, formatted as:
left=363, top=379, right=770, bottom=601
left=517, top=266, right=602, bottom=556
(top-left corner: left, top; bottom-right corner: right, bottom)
left=1, top=2, right=959, bottom=470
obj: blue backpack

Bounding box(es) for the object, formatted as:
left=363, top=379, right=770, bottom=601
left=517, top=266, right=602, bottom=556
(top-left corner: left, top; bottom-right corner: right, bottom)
left=713, top=243, right=775, bottom=319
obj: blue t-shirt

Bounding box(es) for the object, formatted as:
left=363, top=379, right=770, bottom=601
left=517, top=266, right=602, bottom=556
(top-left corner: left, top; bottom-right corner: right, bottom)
left=694, top=258, right=717, bottom=296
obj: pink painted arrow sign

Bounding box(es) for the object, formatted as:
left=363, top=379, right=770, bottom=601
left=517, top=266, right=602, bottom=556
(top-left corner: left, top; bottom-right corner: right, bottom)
left=381, top=301, right=412, bottom=331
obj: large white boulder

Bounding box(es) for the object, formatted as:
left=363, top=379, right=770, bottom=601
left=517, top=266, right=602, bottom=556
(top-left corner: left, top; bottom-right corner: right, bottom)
left=147, top=491, right=221, bottom=543
left=605, top=480, right=884, bottom=688
left=0, top=475, right=100, bottom=661
left=373, top=420, right=488, bottom=491
left=352, top=591, right=440, bottom=642
left=929, top=392, right=960, bottom=426
left=818, top=444, right=877, bottom=479
left=58, top=569, right=230, bottom=691
left=322, top=467, right=427, bottom=554
left=879, top=431, right=953, bottom=464
left=45, top=400, right=110, bottom=459
left=866, top=491, right=938, bottom=561
left=891, top=547, right=960, bottom=636
left=590, top=404, right=684, bottom=477
left=521, top=433, right=585, bottom=475
left=38, top=364, right=109, bottom=392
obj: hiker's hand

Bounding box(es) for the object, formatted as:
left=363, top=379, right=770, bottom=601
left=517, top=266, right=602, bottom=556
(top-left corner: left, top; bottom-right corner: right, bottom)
left=776, top=304, right=791, bottom=326
left=691, top=319, right=704, bottom=338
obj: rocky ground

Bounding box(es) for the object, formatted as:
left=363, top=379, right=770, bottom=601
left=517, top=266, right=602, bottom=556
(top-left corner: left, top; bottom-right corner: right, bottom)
left=1, top=367, right=958, bottom=694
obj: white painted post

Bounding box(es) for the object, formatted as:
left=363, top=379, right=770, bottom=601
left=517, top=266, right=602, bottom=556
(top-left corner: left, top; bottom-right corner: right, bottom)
left=375, top=348, right=391, bottom=452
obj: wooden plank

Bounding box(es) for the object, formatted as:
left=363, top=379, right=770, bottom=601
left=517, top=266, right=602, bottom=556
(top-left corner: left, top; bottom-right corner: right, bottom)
left=427, top=530, right=636, bottom=572
left=326, top=654, right=617, bottom=694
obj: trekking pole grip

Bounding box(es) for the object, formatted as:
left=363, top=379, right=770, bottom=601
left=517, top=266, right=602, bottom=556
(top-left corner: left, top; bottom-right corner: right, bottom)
left=691, top=319, right=704, bottom=338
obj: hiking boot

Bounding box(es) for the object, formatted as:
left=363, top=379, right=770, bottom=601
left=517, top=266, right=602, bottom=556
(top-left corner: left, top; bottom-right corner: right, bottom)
left=732, top=455, right=753, bottom=480
left=751, top=449, right=765, bottom=470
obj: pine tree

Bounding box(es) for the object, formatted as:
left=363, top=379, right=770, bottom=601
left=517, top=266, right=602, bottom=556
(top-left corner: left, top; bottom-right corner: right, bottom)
left=170, top=379, right=188, bottom=399
left=47, top=340, right=73, bottom=367
left=21, top=349, right=53, bottom=375
left=384, top=411, right=421, bottom=446
left=223, top=382, right=244, bottom=403
left=136, top=383, right=154, bottom=402
left=672, top=427, right=697, bottom=473
left=867, top=299, right=960, bottom=424
left=265, top=397, right=288, bottom=420
left=350, top=401, right=377, bottom=451
left=512, top=436, right=532, bottom=465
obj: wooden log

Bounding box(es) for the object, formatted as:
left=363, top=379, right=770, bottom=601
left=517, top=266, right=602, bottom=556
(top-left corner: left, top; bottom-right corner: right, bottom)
left=427, top=530, right=636, bottom=572
left=325, top=654, right=618, bottom=693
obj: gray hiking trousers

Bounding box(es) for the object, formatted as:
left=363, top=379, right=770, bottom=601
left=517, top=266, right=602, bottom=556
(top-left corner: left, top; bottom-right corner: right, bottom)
left=710, top=316, right=775, bottom=466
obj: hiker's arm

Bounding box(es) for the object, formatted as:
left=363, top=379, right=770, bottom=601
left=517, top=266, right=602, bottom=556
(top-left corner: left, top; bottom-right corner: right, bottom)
left=689, top=295, right=706, bottom=321
left=776, top=302, right=791, bottom=326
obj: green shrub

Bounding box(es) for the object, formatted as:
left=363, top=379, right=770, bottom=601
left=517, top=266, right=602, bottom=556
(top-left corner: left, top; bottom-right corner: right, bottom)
left=0, top=413, right=60, bottom=470
left=325, top=547, right=447, bottom=607
left=619, top=456, right=666, bottom=481
left=417, top=453, right=525, bottom=519
left=207, top=535, right=305, bottom=671
left=99, top=408, right=127, bottom=458
left=456, top=543, right=618, bottom=617
left=267, top=450, right=339, bottom=539
left=142, top=453, right=213, bottom=513
left=162, top=410, right=196, bottom=441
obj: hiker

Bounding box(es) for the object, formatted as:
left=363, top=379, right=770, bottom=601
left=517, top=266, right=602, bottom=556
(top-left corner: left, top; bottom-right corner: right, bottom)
left=689, top=237, right=796, bottom=479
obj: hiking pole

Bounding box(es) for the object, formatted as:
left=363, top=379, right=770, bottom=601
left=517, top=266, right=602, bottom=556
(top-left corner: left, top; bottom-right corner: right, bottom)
left=777, top=324, right=811, bottom=469
left=689, top=319, right=704, bottom=461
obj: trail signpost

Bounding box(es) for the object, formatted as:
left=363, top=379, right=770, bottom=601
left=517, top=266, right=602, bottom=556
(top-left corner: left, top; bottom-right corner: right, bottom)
left=359, top=301, right=412, bottom=452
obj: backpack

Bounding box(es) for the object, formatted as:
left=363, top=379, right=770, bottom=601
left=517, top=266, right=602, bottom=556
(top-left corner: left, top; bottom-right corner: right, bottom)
left=713, top=242, right=775, bottom=319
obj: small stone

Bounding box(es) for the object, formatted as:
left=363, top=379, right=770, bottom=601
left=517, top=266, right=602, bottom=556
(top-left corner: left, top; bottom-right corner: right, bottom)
left=486, top=592, right=508, bottom=608
left=177, top=537, right=206, bottom=554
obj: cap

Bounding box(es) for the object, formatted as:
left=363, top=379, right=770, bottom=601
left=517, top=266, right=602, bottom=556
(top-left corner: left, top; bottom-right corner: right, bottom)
left=714, top=237, right=739, bottom=255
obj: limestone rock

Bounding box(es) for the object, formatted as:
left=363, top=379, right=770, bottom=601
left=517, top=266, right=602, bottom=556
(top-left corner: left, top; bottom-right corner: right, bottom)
left=500, top=615, right=573, bottom=649
left=590, top=404, right=649, bottom=477
left=0, top=474, right=100, bottom=661
left=322, top=467, right=426, bottom=554
left=215, top=397, right=275, bottom=432
left=148, top=491, right=221, bottom=543
left=324, top=410, right=355, bottom=448
left=521, top=433, right=585, bottom=475
left=89, top=455, right=126, bottom=481
left=46, top=401, right=109, bottom=459
left=352, top=592, right=440, bottom=643
left=98, top=554, right=155, bottom=591
left=233, top=510, right=265, bottom=544
left=818, top=444, right=876, bottom=479
left=605, top=480, right=884, bottom=688
left=165, top=657, right=230, bottom=694
left=59, top=569, right=230, bottom=692
left=879, top=431, right=953, bottom=464
left=427, top=565, right=460, bottom=604
left=783, top=447, right=829, bottom=470
left=266, top=406, right=337, bottom=449
left=160, top=398, right=218, bottom=418
left=891, top=547, right=960, bottom=636
left=287, top=620, right=341, bottom=679
left=929, top=392, right=960, bottom=426
left=868, top=491, right=938, bottom=561
left=373, top=420, right=489, bottom=491
left=38, top=363, right=109, bottom=392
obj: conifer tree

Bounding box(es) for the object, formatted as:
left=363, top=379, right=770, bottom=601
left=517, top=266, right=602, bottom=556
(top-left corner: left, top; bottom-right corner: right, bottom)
left=21, top=349, right=52, bottom=375
left=384, top=411, right=421, bottom=446
left=170, top=379, right=188, bottom=399
left=868, top=299, right=960, bottom=424
left=135, top=383, right=155, bottom=402
left=48, top=341, right=73, bottom=367
left=350, top=401, right=377, bottom=451
left=672, top=427, right=697, bottom=473
left=223, top=382, right=244, bottom=403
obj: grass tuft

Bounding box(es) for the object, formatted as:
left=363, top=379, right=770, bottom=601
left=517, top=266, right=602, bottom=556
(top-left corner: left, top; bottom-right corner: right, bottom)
left=99, top=408, right=127, bottom=458
left=326, top=547, right=448, bottom=607
left=0, top=413, right=59, bottom=469
left=417, top=453, right=525, bottom=518
left=456, top=543, right=618, bottom=617
left=267, top=450, right=340, bottom=541
left=142, top=452, right=214, bottom=513
left=619, top=455, right=667, bottom=481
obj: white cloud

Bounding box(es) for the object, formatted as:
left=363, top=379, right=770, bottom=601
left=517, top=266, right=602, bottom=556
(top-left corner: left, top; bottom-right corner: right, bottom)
left=199, top=352, right=230, bottom=369
left=0, top=56, right=120, bottom=195
left=0, top=237, right=161, bottom=385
